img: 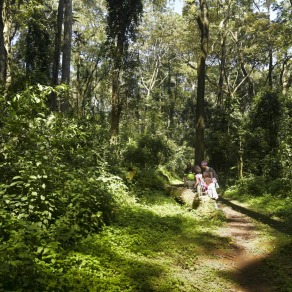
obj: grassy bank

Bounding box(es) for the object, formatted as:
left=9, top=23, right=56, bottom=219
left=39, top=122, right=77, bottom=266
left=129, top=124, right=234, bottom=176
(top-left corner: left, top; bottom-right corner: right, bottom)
left=25, top=191, right=227, bottom=291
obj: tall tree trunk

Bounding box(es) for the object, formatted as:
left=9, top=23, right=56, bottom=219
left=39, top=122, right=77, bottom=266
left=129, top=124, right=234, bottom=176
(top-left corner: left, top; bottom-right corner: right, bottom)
left=217, top=29, right=226, bottom=106
left=195, top=0, right=209, bottom=165
left=0, top=0, right=10, bottom=88
left=60, top=0, right=72, bottom=112
left=61, top=0, right=72, bottom=85
left=267, top=48, right=273, bottom=88
left=280, top=56, right=292, bottom=95
left=0, top=0, right=7, bottom=86
left=110, top=35, right=123, bottom=144
left=51, top=0, right=64, bottom=111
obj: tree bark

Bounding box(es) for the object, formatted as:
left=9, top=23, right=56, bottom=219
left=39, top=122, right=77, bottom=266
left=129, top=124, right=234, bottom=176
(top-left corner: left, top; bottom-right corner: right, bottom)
left=52, top=0, right=64, bottom=86
left=60, top=0, right=72, bottom=112
left=217, top=30, right=226, bottom=106
left=0, top=0, right=10, bottom=88
left=51, top=0, right=64, bottom=111
left=0, top=0, right=7, bottom=86
left=267, top=48, right=273, bottom=88
left=110, top=35, right=124, bottom=144
left=195, top=0, right=209, bottom=165
left=61, top=0, right=72, bottom=85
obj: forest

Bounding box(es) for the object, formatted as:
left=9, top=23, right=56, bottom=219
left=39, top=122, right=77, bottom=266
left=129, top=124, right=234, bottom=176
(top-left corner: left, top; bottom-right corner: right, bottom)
left=0, top=0, right=291, bottom=291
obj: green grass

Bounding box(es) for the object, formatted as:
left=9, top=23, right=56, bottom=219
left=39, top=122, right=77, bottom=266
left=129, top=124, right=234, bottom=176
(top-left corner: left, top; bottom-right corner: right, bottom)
left=45, top=192, right=228, bottom=291
left=3, top=186, right=291, bottom=291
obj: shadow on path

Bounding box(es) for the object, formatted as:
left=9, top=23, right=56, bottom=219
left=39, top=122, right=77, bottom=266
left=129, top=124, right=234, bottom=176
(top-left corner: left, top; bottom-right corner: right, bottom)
left=217, top=197, right=292, bottom=291
left=218, top=197, right=292, bottom=235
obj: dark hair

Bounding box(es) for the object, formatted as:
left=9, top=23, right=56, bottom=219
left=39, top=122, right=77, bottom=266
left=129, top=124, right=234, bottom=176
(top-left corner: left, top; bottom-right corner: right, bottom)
left=201, top=160, right=208, bottom=166
left=194, top=165, right=201, bottom=173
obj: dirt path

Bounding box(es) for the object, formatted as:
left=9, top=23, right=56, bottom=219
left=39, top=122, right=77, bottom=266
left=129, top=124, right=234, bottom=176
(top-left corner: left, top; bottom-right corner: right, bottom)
left=205, top=198, right=275, bottom=292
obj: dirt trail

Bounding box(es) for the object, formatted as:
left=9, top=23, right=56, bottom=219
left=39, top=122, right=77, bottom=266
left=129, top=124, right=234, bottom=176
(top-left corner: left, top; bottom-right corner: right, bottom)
left=206, top=198, right=275, bottom=292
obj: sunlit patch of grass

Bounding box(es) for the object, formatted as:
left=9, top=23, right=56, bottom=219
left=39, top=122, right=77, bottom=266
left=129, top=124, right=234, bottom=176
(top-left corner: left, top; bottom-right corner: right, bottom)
left=44, top=189, right=227, bottom=291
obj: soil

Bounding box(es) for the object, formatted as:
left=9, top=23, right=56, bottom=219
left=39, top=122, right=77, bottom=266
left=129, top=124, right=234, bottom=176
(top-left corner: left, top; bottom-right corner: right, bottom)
left=170, top=185, right=291, bottom=291
left=206, top=197, right=276, bottom=292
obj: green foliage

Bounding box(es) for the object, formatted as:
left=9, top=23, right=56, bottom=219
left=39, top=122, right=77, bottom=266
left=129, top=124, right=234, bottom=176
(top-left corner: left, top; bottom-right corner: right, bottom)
left=163, top=141, right=194, bottom=178
left=0, top=86, right=130, bottom=289
left=229, top=175, right=291, bottom=198
left=133, top=168, right=169, bottom=192
left=106, top=0, right=143, bottom=44
left=123, top=134, right=173, bottom=168
left=236, top=176, right=268, bottom=196
left=244, top=90, right=284, bottom=178
left=204, top=103, right=241, bottom=177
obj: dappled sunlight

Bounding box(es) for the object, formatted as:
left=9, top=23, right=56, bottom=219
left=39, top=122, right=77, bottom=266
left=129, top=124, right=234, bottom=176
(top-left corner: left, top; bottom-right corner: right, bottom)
left=62, top=192, right=233, bottom=291
left=211, top=198, right=292, bottom=291
left=219, top=197, right=292, bottom=235
left=218, top=239, right=292, bottom=292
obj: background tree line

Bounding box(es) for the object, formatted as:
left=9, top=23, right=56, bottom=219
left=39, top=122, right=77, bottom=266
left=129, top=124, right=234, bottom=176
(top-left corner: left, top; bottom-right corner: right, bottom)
left=1, top=0, right=290, bottom=180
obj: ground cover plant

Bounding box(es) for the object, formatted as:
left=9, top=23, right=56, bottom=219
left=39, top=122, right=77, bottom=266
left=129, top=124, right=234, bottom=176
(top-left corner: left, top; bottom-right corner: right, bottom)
left=1, top=85, right=291, bottom=291
left=0, top=188, right=227, bottom=291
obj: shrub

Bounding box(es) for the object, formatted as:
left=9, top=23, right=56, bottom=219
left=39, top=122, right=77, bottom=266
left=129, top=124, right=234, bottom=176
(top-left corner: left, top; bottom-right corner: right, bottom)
left=237, top=176, right=267, bottom=196
left=123, top=134, right=173, bottom=168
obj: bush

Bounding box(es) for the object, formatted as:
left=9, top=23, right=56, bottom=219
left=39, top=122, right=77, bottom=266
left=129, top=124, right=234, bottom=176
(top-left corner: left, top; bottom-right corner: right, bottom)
left=237, top=176, right=267, bottom=196
left=123, top=134, right=173, bottom=168
left=0, top=87, right=132, bottom=290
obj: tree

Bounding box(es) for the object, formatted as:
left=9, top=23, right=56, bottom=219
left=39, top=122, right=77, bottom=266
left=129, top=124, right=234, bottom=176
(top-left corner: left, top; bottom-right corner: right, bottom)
left=25, top=8, right=51, bottom=85
left=51, top=0, right=64, bottom=110
left=51, top=0, right=72, bottom=111
left=0, top=0, right=12, bottom=89
left=0, top=0, right=7, bottom=86
left=105, top=0, right=143, bottom=143
left=194, top=0, right=209, bottom=165
left=61, top=0, right=72, bottom=85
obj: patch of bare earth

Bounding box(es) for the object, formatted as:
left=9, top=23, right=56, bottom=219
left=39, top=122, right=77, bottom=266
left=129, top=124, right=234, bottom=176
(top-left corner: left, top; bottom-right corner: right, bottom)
left=202, top=198, right=274, bottom=291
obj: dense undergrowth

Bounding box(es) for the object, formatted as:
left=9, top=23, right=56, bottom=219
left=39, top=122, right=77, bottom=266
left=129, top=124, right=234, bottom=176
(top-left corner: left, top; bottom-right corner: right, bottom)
left=0, top=87, right=291, bottom=291
left=224, top=177, right=292, bottom=224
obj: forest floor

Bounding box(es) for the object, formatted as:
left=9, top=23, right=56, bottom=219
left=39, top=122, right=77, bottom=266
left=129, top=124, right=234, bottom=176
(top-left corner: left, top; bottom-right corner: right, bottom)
left=51, top=187, right=292, bottom=291
left=204, top=195, right=292, bottom=292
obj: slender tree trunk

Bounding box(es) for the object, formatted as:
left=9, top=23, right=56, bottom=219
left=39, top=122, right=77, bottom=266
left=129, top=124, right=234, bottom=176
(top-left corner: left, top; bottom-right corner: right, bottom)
left=280, top=57, right=292, bottom=95
left=110, top=35, right=123, bottom=144
left=239, top=135, right=243, bottom=179
left=61, top=0, right=72, bottom=85
left=0, top=0, right=7, bottom=86
left=267, top=48, right=273, bottom=88
left=60, top=0, right=72, bottom=112
left=167, top=63, right=175, bottom=138
left=0, top=0, right=10, bottom=88
left=52, top=0, right=64, bottom=85
left=51, top=0, right=64, bottom=111
left=217, top=30, right=226, bottom=106
left=195, top=0, right=209, bottom=165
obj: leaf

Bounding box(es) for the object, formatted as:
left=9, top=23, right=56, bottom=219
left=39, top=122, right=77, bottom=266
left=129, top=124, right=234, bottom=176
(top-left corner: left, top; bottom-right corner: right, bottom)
left=9, top=181, right=23, bottom=187
left=37, top=247, right=44, bottom=254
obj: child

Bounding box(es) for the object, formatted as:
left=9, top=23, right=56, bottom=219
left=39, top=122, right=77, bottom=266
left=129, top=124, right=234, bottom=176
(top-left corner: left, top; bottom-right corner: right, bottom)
left=204, top=177, right=219, bottom=200
left=194, top=165, right=204, bottom=195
